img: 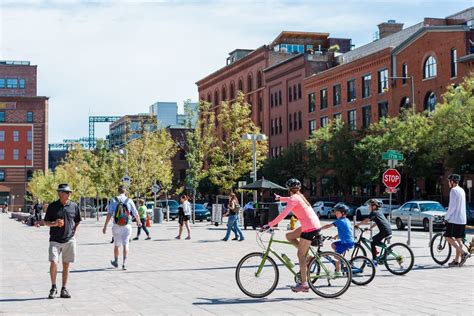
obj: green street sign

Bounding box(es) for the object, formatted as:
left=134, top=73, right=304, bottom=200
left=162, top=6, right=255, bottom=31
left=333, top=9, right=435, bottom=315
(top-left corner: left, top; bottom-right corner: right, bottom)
left=382, top=150, right=404, bottom=161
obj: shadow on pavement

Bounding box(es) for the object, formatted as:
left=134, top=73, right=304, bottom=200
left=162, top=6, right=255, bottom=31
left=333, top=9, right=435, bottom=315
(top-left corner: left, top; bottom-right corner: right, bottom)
left=195, top=239, right=223, bottom=243
left=0, top=297, right=48, bottom=302
left=193, top=296, right=315, bottom=305
left=152, top=239, right=175, bottom=242
left=78, top=242, right=110, bottom=246
left=70, top=268, right=111, bottom=273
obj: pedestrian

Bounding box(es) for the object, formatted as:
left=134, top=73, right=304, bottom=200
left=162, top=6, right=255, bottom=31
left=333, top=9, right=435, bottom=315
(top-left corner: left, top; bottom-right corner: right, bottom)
left=133, top=199, right=151, bottom=240
left=102, top=185, right=141, bottom=270
left=176, top=195, right=191, bottom=240
left=43, top=184, right=81, bottom=299
left=222, top=193, right=244, bottom=241
left=444, top=174, right=469, bottom=267
left=34, top=200, right=43, bottom=223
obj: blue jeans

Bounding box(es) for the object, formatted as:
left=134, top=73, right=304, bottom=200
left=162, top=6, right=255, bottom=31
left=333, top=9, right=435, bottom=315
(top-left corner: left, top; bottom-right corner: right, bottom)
left=223, top=215, right=244, bottom=241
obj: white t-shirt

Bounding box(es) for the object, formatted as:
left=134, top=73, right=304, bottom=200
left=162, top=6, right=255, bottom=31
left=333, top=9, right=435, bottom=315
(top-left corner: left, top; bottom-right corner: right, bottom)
left=182, top=200, right=191, bottom=216
left=445, top=185, right=466, bottom=225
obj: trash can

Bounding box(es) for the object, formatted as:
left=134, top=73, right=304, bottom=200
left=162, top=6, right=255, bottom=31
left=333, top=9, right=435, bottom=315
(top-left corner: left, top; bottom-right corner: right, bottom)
left=268, top=203, right=280, bottom=226
left=154, top=207, right=163, bottom=224
left=259, top=208, right=269, bottom=226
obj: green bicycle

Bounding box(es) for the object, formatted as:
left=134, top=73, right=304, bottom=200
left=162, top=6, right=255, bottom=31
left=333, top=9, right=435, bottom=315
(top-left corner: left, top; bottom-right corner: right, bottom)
left=351, top=227, right=414, bottom=275
left=235, top=229, right=352, bottom=298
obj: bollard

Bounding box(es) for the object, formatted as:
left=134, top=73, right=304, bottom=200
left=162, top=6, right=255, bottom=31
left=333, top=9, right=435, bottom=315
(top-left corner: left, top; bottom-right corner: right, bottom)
left=407, top=214, right=412, bottom=246
left=166, top=205, right=170, bottom=222
left=429, top=217, right=433, bottom=246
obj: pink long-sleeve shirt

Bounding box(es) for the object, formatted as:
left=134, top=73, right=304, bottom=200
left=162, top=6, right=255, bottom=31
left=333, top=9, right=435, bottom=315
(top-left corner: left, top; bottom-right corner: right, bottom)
left=268, top=194, right=321, bottom=232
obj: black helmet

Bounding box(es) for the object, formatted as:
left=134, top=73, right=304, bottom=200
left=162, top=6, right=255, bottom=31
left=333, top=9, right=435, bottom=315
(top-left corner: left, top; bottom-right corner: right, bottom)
left=334, top=204, right=349, bottom=214
left=448, top=174, right=461, bottom=182
left=368, top=199, right=383, bottom=208
left=286, top=178, right=301, bottom=189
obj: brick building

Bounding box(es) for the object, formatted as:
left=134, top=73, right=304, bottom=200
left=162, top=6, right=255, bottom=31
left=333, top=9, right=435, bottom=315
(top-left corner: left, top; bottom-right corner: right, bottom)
left=0, top=61, right=48, bottom=211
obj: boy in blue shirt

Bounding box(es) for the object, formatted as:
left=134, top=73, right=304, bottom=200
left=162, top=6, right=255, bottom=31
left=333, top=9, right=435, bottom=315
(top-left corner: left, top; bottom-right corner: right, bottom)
left=321, top=204, right=354, bottom=276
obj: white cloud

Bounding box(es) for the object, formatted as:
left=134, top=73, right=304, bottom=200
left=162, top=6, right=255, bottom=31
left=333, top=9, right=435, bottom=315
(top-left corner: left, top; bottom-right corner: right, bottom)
left=0, top=0, right=470, bottom=142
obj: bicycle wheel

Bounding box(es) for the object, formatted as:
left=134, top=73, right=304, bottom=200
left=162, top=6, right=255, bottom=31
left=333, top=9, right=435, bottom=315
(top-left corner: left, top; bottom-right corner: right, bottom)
left=235, top=252, right=279, bottom=298
left=351, top=244, right=367, bottom=259
left=307, top=251, right=352, bottom=298
left=383, top=243, right=414, bottom=275
left=350, top=256, right=375, bottom=286
left=430, top=233, right=451, bottom=265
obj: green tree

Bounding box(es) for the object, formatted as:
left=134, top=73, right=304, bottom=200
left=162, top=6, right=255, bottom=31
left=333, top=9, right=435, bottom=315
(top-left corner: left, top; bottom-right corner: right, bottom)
left=208, top=93, right=268, bottom=192
left=28, top=170, right=57, bottom=203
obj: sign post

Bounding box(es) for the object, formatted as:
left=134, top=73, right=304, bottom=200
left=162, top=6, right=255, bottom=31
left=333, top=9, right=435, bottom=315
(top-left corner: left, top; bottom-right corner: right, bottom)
left=238, top=181, right=247, bottom=208
left=151, top=183, right=161, bottom=223
left=467, top=180, right=472, bottom=203
left=382, top=150, right=403, bottom=230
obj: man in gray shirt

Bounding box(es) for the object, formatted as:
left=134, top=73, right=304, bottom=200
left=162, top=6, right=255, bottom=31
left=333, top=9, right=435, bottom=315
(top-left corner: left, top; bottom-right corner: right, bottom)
left=444, top=174, right=469, bottom=267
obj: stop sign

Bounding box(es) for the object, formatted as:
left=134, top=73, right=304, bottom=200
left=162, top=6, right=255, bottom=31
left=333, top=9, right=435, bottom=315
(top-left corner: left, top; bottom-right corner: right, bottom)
left=383, top=169, right=401, bottom=188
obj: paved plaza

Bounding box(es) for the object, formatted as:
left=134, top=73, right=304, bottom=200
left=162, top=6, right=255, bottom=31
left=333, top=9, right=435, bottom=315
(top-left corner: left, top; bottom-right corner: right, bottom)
left=1, top=213, right=473, bottom=315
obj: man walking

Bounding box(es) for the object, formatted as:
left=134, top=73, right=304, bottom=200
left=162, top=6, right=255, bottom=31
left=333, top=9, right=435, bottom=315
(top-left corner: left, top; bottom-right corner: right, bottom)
left=34, top=200, right=43, bottom=223
left=445, top=174, right=469, bottom=267
left=102, top=185, right=141, bottom=270
left=43, top=184, right=81, bottom=299
left=133, top=199, right=151, bottom=240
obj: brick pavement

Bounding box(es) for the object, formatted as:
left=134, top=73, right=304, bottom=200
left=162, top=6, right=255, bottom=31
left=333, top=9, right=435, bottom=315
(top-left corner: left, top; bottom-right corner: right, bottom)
left=1, top=213, right=473, bottom=315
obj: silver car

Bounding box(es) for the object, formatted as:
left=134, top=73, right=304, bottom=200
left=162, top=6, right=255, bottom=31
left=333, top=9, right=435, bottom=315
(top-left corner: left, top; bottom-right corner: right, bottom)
left=391, top=200, right=446, bottom=231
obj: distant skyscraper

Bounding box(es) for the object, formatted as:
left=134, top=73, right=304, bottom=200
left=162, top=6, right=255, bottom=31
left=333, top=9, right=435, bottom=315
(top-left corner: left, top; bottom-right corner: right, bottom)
left=149, top=101, right=178, bottom=128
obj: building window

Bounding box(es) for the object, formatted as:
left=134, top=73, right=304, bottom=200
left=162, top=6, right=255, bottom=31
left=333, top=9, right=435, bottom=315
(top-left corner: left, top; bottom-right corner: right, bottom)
left=378, top=101, right=389, bottom=119
left=238, top=79, right=243, bottom=92
left=19, top=79, right=25, bottom=89
left=378, top=69, right=388, bottom=93
left=13, top=149, right=19, bottom=160
left=258, top=96, right=263, bottom=112
left=27, top=170, right=33, bottom=181
left=289, top=114, right=293, bottom=131
left=424, top=91, right=437, bottom=112
left=27, top=111, right=33, bottom=123
left=279, top=91, right=282, bottom=105
left=308, top=93, right=316, bottom=112
left=320, top=89, right=328, bottom=109
left=230, top=83, right=235, bottom=99
left=275, top=92, right=279, bottom=106
left=247, top=74, right=253, bottom=92
left=402, top=64, right=408, bottom=84
left=333, top=84, right=341, bottom=106
left=298, top=83, right=302, bottom=99
left=0, top=170, right=4, bottom=181
left=279, top=117, right=282, bottom=134
left=271, top=119, right=274, bottom=135
left=0, top=112, right=4, bottom=122
left=0, top=149, right=4, bottom=160
left=320, top=116, right=329, bottom=128
left=257, top=71, right=263, bottom=88
left=222, top=86, right=227, bottom=101
left=362, top=105, right=371, bottom=129
left=289, top=86, right=292, bottom=102
left=424, top=56, right=437, bottom=79
left=347, top=80, right=356, bottom=102
left=214, top=90, right=219, bottom=107
left=0, top=79, right=4, bottom=88
left=362, top=74, right=371, bottom=98
left=27, top=149, right=32, bottom=161
left=270, top=94, right=274, bottom=107
left=298, top=111, right=302, bottom=130
left=293, top=112, right=297, bottom=131
left=309, top=119, right=316, bottom=135
left=333, top=112, right=342, bottom=120
left=348, top=110, right=356, bottom=131
left=6, top=79, right=18, bottom=89
left=27, top=130, right=32, bottom=142
left=13, top=131, right=19, bottom=142
left=293, top=85, right=297, bottom=101
left=0, top=131, right=4, bottom=141
left=451, top=49, right=457, bottom=78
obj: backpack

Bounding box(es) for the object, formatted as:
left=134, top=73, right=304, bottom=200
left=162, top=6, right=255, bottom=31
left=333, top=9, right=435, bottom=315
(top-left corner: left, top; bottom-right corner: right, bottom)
left=113, top=197, right=131, bottom=226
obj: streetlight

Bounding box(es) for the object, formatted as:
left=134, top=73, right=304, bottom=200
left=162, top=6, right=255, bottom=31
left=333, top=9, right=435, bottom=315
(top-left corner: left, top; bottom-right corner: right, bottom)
left=118, top=148, right=130, bottom=186
left=388, top=75, right=415, bottom=114
left=242, top=133, right=267, bottom=203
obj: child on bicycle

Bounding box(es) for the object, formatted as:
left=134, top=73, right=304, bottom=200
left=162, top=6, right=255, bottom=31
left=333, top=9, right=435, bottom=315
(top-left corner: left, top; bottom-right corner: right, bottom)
left=321, top=204, right=354, bottom=276
left=355, top=199, right=392, bottom=265
left=263, top=178, right=322, bottom=293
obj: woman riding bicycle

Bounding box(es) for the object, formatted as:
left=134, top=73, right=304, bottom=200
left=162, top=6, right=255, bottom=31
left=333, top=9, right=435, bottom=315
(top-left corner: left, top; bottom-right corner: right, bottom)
left=264, top=178, right=322, bottom=293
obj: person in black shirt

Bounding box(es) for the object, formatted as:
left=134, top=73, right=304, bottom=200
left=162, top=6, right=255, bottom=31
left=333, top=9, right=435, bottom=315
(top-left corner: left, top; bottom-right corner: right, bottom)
left=43, top=184, right=81, bottom=299
left=356, top=199, right=392, bottom=264
left=33, top=201, right=43, bottom=222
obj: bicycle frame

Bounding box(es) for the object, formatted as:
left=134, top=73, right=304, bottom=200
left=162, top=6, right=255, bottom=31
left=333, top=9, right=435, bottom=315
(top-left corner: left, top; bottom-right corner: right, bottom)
left=352, top=229, right=389, bottom=261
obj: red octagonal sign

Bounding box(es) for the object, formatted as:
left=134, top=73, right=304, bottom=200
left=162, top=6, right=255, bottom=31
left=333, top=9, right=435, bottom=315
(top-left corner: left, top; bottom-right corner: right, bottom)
left=383, top=168, right=401, bottom=188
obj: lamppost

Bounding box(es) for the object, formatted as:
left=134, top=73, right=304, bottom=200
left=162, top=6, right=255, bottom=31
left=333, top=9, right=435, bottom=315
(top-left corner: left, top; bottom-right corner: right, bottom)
left=388, top=75, right=415, bottom=114
left=118, top=148, right=130, bottom=187
left=242, top=133, right=267, bottom=203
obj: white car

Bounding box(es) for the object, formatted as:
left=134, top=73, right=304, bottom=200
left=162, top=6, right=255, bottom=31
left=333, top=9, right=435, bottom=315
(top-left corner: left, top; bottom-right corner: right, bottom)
left=312, top=201, right=336, bottom=218
left=355, top=198, right=400, bottom=220
left=391, top=201, right=446, bottom=231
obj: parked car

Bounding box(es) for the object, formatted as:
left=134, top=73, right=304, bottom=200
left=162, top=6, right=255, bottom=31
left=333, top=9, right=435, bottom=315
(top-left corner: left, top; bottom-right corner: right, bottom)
left=355, top=198, right=400, bottom=220
left=193, top=203, right=211, bottom=222
left=328, top=202, right=358, bottom=219
left=391, top=200, right=446, bottom=231
left=145, top=201, right=154, bottom=221
left=312, top=201, right=336, bottom=218
left=156, top=200, right=179, bottom=220
left=466, top=202, right=474, bottom=225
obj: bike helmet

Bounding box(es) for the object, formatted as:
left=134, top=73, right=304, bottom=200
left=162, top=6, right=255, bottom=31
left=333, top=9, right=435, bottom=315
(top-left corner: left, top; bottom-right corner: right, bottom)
left=334, top=204, right=350, bottom=214
left=368, top=199, right=383, bottom=208
left=448, top=174, right=461, bottom=182
left=285, top=178, right=301, bottom=189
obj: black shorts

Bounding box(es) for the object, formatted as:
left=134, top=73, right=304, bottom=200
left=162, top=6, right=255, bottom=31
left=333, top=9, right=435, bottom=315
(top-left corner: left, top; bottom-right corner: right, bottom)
left=178, top=214, right=190, bottom=225
left=444, top=223, right=465, bottom=239
left=300, top=229, right=321, bottom=242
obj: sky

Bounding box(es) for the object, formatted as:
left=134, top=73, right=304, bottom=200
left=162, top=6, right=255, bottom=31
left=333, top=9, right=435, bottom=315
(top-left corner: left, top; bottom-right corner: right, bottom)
left=0, top=0, right=471, bottom=143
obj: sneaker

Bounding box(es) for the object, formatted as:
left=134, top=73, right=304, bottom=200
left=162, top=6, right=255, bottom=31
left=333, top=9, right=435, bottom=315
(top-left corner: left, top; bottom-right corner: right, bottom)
left=185, top=236, right=191, bottom=240
left=145, top=237, right=151, bottom=240
left=333, top=271, right=343, bottom=278
left=110, top=259, right=118, bottom=268
left=459, top=252, right=470, bottom=267
left=232, top=237, right=239, bottom=240
left=60, top=288, right=71, bottom=298
left=175, top=236, right=181, bottom=240
left=133, top=237, right=139, bottom=240
left=110, top=239, right=114, bottom=244
left=448, top=260, right=459, bottom=267
left=238, top=238, right=245, bottom=242
left=221, top=238, right=228, bottom=241
left=291, top=283, right=309, bottom=293
left=122, top=265, right=127, bottom=271
left=372, top=260, right=378, bottom=267
left=48, top=287, right=57, bottom=299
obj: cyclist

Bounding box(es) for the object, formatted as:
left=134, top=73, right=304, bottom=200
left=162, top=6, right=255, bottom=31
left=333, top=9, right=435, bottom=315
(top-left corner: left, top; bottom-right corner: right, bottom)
left=355, top=199, right=392, bottom=265
left=263, top=178, right=321, bottom=293
left=321, top=204, right=354, bottom=276
left=445, top=174, right=469, bottom=267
